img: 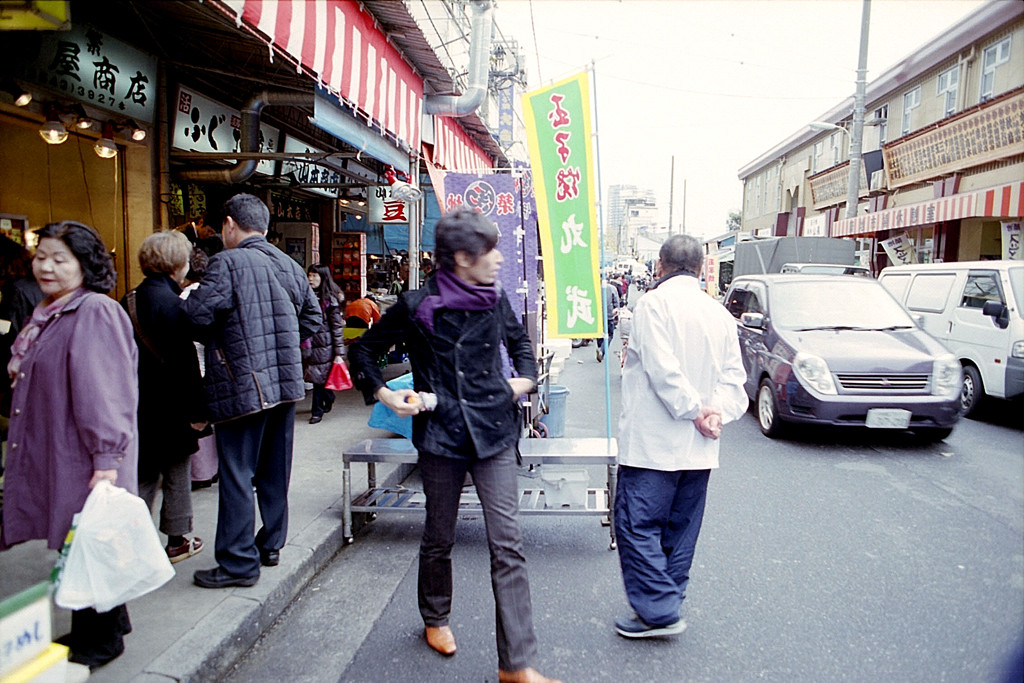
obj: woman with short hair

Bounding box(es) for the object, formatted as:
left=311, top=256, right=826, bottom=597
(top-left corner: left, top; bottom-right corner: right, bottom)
left=2, top=220, right=138, bottom=669
left=123, top=230, right=206, bottom=564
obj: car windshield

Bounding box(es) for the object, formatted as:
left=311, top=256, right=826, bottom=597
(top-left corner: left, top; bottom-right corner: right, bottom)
left=770, top=279, right=915, bottom=330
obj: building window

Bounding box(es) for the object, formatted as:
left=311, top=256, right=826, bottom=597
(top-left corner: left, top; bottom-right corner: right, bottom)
left=873, top=105, right=888, bottom=146
left=812, top=141, right=823, bottom=173
left=902, top=86, right=921, bottom=135
left=762, top=172, right=769, bottom=215
left=981, top=36, right=1011, bottom=101
left=830, top=132, right=841, bottom=165
left=936, top=65, right=959, bottom=116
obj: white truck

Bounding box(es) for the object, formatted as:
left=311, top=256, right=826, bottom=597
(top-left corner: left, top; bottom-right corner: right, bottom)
left=878, top=260, right=1024, bottom=416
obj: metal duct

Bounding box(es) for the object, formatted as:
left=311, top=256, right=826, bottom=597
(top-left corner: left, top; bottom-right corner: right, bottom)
left=424, top=0, right=494, bottom=117
left=176, top=90, right=314, bottom=183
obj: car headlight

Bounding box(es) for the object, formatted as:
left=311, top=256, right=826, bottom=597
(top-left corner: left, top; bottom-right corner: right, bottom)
left=793, top=352, right=837, bottom=394
left=1012, top=341, right=1024, bottom=359
left=932, top=355, right=962, bottom=397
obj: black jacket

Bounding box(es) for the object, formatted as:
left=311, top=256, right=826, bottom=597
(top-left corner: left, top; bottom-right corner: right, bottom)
left=121, top=274, right=204, bottom=463
left=303, top=295, right=345, bottom=385
left=183, top=235, right=322, bottom=423
left=349, top=278, right=536, bottom=459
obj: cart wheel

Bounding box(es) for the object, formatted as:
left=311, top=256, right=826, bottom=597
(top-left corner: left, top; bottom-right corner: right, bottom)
left=344, top=536, right=354, bottom=545
left=370, top=512, right=378, bottom=521
left=609, top=541, right=617, bottom=551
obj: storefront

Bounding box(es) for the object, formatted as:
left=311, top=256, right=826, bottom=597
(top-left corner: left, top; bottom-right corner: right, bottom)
left=0, top=23, right=158, bottom=297
left=832, top=180, right=1023, bottom=268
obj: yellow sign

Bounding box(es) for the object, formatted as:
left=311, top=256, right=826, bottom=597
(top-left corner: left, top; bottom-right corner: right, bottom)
left=0, top=1, right=69, bottom=30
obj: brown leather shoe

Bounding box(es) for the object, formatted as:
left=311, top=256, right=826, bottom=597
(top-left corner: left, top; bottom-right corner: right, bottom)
left=497, top=667, right=562, bottom=683
left=424, top=625, right=456, bottom=656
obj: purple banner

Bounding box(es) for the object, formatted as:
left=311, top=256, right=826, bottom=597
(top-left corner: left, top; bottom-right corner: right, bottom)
left=442, top=171, right=539, bottom=320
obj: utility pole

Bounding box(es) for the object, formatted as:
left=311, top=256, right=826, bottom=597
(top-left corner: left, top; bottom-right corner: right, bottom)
left=668, top=156, right=675, bottom=234
left=847, top=0, right=871, bottom=219
left=681, top=178, right=687, bottom=235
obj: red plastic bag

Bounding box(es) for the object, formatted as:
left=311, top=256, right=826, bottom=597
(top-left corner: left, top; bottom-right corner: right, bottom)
left=325, top=360, right=354, bottom=391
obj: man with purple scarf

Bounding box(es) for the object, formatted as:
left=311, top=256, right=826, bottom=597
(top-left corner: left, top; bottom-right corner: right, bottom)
left=349, top=209, right=559, bottom=683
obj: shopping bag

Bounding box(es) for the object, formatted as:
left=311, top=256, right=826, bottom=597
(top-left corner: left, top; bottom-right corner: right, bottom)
left=325, top=360, right=354, bottom=391
left=54, top=481, right=174, bottom=612
left=191, top=433, right=219, bottom=482
left=367, top=372, right=414, bottom=439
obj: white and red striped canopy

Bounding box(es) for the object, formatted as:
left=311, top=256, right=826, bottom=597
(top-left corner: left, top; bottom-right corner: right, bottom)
left=833, top=181, right=1024, bottom=237
left=215, top=0, right=423, bottom=153
left=430, top=116, right=491, bottom=172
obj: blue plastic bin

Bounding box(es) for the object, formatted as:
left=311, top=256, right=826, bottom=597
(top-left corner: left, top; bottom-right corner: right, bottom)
left=539, top=385, right=570, bottom=438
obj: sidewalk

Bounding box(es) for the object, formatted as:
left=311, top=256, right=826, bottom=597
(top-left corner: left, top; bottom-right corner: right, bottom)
left=0, top=364, right=414, bottom=682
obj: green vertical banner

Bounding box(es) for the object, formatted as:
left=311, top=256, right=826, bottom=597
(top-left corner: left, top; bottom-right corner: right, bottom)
left=522, top=72, right=603, bottom=339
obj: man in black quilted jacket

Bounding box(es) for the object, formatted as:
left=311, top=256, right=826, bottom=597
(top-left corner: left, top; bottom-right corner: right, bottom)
left=183, top=193, right=321, bottom=588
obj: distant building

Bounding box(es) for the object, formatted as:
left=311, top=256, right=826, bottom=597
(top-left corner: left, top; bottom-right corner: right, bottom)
left=738, top=1, right=1023, bottom=271
left=607, top=184, right=657, bottom=255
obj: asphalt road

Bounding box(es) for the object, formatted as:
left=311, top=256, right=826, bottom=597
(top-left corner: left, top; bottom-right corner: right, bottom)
left=225, top=331, right=1024, bottom=682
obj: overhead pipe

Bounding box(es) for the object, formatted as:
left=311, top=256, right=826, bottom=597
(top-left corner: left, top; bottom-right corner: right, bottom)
left=177, top=90, right=314, bottom=183
left=424, top=0, right=494, bottom=117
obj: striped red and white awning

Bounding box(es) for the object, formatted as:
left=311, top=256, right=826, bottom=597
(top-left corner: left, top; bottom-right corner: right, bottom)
left=214, top=0, right=423, bottom=152
left=832, top=181, right=1024, bottom=237
left=429, top=116, right=491, bottom=172
left=976, top=181, right=1024, bottom=218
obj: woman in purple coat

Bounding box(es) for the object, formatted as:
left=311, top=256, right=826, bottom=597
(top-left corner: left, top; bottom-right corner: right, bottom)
left=2, top=221, right=139, bottom=670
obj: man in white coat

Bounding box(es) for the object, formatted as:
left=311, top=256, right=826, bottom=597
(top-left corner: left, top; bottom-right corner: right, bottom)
left=614, top=234, right=747, bottom=638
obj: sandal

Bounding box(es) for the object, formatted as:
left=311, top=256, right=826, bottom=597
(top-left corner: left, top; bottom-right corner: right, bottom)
left=166, top=537, right=204, bottom=564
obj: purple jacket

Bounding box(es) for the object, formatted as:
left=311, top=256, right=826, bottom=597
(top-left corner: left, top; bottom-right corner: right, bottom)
left=1, top=290, right=139, bottom=550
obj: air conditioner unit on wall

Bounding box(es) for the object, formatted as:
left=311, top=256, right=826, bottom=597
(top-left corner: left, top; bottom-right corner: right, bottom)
left=869, top=169, right=887, bottom=192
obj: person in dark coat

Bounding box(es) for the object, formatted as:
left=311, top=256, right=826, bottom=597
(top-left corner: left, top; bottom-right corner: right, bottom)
left=349, top=209, right=559, bottom=683
left=2, top=221, right=138, bottom=670
left=0, top=236, right=43, bottom=421
left=122, top=231, right=206, bottom=563
left=182, top=193, right=321, bottom=588
left=303, top=263, right=345, bottom=424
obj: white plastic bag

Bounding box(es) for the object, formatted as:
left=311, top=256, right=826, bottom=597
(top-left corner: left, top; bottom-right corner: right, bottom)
left=54, top=481, right=175, bottom=612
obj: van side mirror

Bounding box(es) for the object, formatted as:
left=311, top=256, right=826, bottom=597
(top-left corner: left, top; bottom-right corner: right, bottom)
left=740, top=312, right=765, bottom=329
left=982, top=300, right=1009, bottom=329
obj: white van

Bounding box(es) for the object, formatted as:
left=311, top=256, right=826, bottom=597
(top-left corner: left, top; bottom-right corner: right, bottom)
left=779, top=262, right=872, bottom=277
left=878, top=261, right=1024, bottom=416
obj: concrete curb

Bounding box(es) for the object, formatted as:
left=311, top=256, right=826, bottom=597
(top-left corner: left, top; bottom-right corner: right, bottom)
left=137, top=462, right=414, bottom=682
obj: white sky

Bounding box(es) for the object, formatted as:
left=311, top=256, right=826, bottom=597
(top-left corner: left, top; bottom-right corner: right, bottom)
left=494, top=0, right=988, bottom=242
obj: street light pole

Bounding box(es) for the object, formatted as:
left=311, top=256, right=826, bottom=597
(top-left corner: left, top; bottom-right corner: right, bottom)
left=847, top=0, right=871, bottom=219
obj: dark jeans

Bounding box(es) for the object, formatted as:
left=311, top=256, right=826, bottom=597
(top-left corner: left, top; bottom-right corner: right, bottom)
left=310, top=384, right=335, bottom=419
left=596, top=319, right=617, bottom=351
left=614, top=465, right=710, bottom=627
left=418, top=447, right=538, bottom=671
left=213, top=402, right=295, bottom=577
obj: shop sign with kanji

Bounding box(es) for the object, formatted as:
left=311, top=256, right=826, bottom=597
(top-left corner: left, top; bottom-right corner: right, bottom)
left=173, top=87, right=280, bottom=177
left=369, top=187, right=410, bottom=223
left=281, top=136, right=344, bottom=199
left=18, top=25, right=157, bottom=124
left=522, top=71, right=602, bottom=338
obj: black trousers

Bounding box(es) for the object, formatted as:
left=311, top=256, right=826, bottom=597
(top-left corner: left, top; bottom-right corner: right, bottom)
left=418, top=446, right=538, bottom=671
left=63, top=604, right=131, bottom=669
left=310, top=384, right=335, bottom=418
left=213, top=402, right=295, bottom=577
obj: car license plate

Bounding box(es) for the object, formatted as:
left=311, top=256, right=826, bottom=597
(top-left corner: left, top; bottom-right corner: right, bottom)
left=865, top=408, right=912, bottom=429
